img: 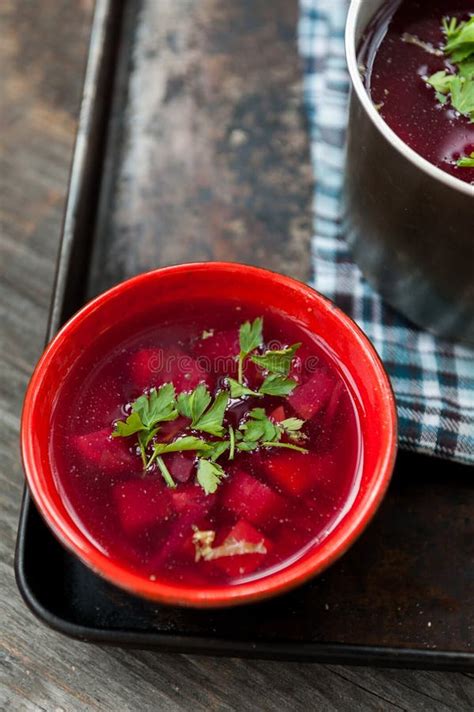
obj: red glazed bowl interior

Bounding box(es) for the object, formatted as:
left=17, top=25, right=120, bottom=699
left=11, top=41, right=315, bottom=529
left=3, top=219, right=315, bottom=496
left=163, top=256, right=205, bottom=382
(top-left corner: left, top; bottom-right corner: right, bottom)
left=21, top=263, right=397, bottom=607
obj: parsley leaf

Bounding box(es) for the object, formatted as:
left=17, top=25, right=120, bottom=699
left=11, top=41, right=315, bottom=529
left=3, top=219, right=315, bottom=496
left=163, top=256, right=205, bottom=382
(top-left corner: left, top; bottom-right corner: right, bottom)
left=178, top=386, right=230, bottom=436
left=238, top=317, right=263, bottom=383
left=151, top=436, right=211, bottom=457
left=204, top=439, right=230, bottom=462
left=449, top=75, right=474, bottom=120
left=196, top=459, right=227, bottom=495
left=113, top=384, right=180, bottom=467
left=444, top=16, right=474, bottom=64
left=280, top=417, right=307, bottom=442
left=259, top=374, right=298, bottom=397
left=458, top=59, right=474, bottom=80
left=426, top=70, right=454, bottom=95
left=426, top=70, right=474, bottom=119
left=133, top=383, right=178, bottom=428
left=177, top=383, right=211, bottom=424
left=425, top=17, right=474, bottom=122
left=227, top=377, right=261, bottom=398
left=193, top=391, right=229, bottom=436
left=112, top=412, right=146, bottom=438
left=239, top=317, right=263, bottom=356
left=251, top=342, right=301, bottom=376
left=457, top=151, right=474, bottom=167
left=240, top=407, right=280, bottom=444
left=237, top=407, right=308, bottom=454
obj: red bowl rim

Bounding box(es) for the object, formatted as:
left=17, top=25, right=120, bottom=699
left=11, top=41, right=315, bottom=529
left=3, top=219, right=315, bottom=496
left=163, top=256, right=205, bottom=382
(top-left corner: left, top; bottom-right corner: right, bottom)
left=21, top=262, right=398, bottom=607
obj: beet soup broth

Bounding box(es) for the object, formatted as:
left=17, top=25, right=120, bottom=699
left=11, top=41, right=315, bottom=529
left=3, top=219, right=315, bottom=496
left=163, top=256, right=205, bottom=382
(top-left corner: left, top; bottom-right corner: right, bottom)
left=50, top=300, right=362, bottom=588
left=359, top=1, right=474, bottom=184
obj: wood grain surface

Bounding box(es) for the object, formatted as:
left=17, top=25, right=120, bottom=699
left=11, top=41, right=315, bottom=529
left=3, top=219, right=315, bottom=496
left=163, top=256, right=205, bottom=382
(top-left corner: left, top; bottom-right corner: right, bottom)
left=1, top=1, right=473, bottom=710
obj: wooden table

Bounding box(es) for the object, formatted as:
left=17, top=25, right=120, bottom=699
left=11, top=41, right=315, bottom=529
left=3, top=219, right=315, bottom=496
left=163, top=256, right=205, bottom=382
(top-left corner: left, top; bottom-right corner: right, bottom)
left=1, top=1, right=473, bottom=709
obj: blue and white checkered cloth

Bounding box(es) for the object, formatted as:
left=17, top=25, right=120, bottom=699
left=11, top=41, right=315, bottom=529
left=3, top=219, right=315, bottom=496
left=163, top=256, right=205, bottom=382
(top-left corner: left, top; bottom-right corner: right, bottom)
left=298, top=0, right=474, bottom=465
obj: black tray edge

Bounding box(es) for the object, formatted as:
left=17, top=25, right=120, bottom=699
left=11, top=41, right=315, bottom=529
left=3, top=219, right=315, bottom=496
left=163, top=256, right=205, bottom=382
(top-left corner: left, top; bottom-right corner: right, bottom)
left=15, top=495, right=473, bottom=671
left=13, top=0, right=474, bottom=671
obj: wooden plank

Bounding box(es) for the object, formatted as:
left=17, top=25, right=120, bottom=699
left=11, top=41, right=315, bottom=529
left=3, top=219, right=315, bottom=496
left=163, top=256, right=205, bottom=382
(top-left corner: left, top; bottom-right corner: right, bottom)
left=1, top=0, right=473, bottom=709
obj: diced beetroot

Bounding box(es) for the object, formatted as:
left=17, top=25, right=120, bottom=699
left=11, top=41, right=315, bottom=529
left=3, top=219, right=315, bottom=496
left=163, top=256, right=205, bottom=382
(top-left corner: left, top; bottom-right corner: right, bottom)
left=150, top=518, right=193, bottom=567
left=130, top=347, right=208, bottom=392
left=221, top=470, right=285, bottom=527
left=263, top=452, right=326, bottom=497
left=113, top=479, right=173, bottom=536
left=271, top=523, right=310, bottom=561
left=226, top=398, right=260, bottom=428
left=270, top=405, right=286, bottom=423
left=73, top=429, right=140, bottom=475
left=165, top=452, right=195, bottom=483
left=288, top=368, right=336, bottom=420
left=193, top=330, right=239, bottom=376
left=324, top=381, right=344, bottom=429
left=171, top=484, right=215, bottom=518
left=159, top=416, right=188, bottom=442
left=213, top=519, right=271, bottom=577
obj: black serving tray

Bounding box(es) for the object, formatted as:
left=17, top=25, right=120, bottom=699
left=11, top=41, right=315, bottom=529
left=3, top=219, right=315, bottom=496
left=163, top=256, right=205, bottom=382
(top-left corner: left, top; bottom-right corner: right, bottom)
left=15, top=0, right=473, bottom=670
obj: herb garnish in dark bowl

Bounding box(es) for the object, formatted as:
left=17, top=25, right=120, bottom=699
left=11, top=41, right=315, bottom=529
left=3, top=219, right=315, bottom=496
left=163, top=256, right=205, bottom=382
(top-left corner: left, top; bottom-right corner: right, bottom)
left=360, top=2, right=474, bottom=183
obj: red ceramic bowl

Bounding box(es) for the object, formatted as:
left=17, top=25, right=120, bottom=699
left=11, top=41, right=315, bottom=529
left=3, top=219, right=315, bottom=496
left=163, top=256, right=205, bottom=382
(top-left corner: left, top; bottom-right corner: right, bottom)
left=21, top=262, right=397, bottom=608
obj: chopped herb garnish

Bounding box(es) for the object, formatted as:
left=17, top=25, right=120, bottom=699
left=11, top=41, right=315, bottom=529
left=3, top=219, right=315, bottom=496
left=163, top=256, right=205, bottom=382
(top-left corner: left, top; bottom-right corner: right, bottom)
left=192, top=390, right=229, bottom=437
left=259, top=374, right=298, bottom=397
left=196, top=459, right=227, bottom=495
left=178, top=385, right=229, bottom=436
left=133, top=384, right=178, bottom=427
left=151, top=436, right=211, bottom=456
left=146, top=436, right=211, bottom=480
left=250, top=342, right=301, bottom=376
left=237, top=317, right=263, bottom=384
left=237, top=407, right=308, bottom=454
left=204, top=440, right=230, bottom=462
left=112, top=384, right=179, bottom=467
left=228, top=425, right=236, bottom=460
left=424, top=16, right=474, bottom=122
left=177, top=383, right=211, bottom=423
left=279, top=417, right=307, bottom=442
left=155, top=456, right=176, bottom=489
left=457, top=151, right=474, bottom=168
left=112, top=411, right=147, bottom=438
left=227, top=377, right=261, bottom=399
left=443, top=16, right=474, bottom=64
left=112, top=316, right=308, bottom=493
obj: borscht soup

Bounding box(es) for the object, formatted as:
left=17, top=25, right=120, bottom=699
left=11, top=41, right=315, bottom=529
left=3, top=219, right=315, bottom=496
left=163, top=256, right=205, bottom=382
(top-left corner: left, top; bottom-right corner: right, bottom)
left=359, top=1, right=474, bottom=184
left=49, top=299, right=362, bottom=588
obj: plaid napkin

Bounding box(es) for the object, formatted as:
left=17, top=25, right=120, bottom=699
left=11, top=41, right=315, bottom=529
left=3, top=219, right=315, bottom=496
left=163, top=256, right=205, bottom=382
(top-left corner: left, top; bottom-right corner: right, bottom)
left=298, top=0, right=474, bottom=465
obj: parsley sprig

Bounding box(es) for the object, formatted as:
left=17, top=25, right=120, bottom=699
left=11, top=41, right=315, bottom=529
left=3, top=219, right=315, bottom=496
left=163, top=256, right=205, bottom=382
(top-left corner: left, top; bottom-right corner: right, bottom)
left=177, top=385, right=229, bottom=436
left=112, top=383, right=179, bottom=468
left=232, top=319, right=301, bottom=397
left=236, top=408, right=308, bottom=454
left=237, top=317, right=263, bottom=384
left=424, top=16, right=474, bottom=124
left=112, top=317, right=308, bottom=494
